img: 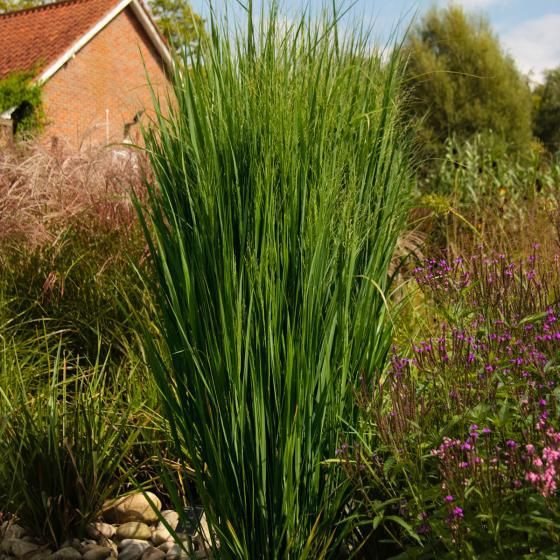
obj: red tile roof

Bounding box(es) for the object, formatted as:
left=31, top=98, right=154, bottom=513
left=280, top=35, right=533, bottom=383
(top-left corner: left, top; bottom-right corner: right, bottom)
left=0, top=0, right=123, bottom=79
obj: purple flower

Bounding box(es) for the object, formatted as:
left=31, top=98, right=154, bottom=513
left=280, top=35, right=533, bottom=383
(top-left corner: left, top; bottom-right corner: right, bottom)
left=453, top=507, right=464, bottom=518
left=444, top=495, right=454, bottom=503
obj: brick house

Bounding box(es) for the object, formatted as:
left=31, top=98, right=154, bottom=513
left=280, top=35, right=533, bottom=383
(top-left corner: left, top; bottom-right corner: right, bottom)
left=0, top=0, right=172, bottom=146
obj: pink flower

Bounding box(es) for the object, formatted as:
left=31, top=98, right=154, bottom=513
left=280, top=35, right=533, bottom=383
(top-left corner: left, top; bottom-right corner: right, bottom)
left=525, top=471, right=539, bottom=484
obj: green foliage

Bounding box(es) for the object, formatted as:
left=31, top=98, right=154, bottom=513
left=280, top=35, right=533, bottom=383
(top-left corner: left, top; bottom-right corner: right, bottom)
left=0, top=70, right=44, bottom=137
left=534, top=68, right=560, bottom=155
left=418, top=133, right=560, bottom=254
left=148, top=0, right=204, bottom=52
left=427, top=133, right=558, bottom=207
left=0, top=0, right=36, bottom=11
left=404, top=5, right=533, bottom=162
left=138, top=5, right=411, bottom=558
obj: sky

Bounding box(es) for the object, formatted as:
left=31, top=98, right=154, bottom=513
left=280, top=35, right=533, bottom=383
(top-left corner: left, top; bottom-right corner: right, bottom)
left=188, top=0, right=560, bottom=83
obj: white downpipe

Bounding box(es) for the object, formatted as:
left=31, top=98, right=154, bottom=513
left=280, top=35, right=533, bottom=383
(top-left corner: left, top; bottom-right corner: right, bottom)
left=105, top=109, right=109, bottom=143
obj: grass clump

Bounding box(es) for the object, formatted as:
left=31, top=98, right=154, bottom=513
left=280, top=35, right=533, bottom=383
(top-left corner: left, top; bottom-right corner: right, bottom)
left=0, top=337, right=148, bottom=546
left=139, top=3, right=411, bottom=558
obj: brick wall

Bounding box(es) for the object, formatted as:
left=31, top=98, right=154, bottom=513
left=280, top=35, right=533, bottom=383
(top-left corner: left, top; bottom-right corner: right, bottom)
left=42, top=6, right=169, bottom=147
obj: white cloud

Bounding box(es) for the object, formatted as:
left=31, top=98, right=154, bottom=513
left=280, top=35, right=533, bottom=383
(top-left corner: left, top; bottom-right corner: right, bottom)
left=501, top=14, right=560, bottom=84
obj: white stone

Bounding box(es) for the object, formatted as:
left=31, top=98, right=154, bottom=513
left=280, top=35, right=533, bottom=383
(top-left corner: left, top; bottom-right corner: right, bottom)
left=0, top=539, right=14, bottom=555
left=11, top=540, right=40, bottom=558
left=82, top=546, right=111, bottom=560
left=52, top=547, right=82, bottom=560
left=149, top=530, right=171, bottom=547
left=157, top=512, right=178, bottom=532
left=103, top=493, right=161, bottom=525
left=78, top=541, right=97, bottom=554
left=117, top=540, right=150, bottom=560
left=155, top=543, right=173, bottom=554
left=3, top=524, right=26, bottom=540
left=116, top=523, right=151, bottom=541
left=60, top=540, right=80, bottom=551
left=86, top=523, right=115, bottom=540
left=140, top=547, right=165, bottom=560
left=192, top=514, right=211, bottom=545
left=29, top=549, right=53, bottom=560
left=164, top=545, right=188, bottom=560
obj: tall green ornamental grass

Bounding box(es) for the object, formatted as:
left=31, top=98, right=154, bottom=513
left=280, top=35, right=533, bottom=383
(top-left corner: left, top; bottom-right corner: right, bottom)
left=139, top=3, right=411, bottom=557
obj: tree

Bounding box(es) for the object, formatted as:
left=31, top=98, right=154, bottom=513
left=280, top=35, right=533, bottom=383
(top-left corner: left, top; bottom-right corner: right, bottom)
left=0, top=0, right=36, bottom=11
left=404, top=5, right=533, bottom=161
left=148, top=0, right=204, bottom=53
left=533, top=68, right=560, bottom=154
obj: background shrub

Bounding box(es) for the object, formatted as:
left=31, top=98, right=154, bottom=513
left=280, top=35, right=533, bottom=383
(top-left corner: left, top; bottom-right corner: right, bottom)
left=0, top=70, right=44, bottom=137
left=404, top=5, right=533, bottom=164
left=533, top=67, right=560, bottom=155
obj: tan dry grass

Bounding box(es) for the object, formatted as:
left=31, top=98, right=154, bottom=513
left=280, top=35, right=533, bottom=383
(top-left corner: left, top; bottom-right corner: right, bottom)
left=0, top=141, right=146, bottom=249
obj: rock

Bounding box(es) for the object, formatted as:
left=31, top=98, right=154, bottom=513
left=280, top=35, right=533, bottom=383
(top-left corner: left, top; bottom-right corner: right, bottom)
left=102, top=540, right=117, bottom=557
left=117, top=541, right=149, bottom=552
left=78, top=542, right=97, bottom=554
left=116, top=523, right=151, bottom=541
left=140, top=547, right=165, bottom=560
left=191, top=514, right=211, bottom=545
left=164, top=542, right=207, bottom=560
left=3, top=524, right=26, bottom=540
left=59, top=541, right=81, bottom=552
left=52, top=547, right=82, bottom=560
left=190, top=538, right=208, bottom=560
left=158, top=513, right=178, bottom=532
left=117, top=540, right=150, bottom=560
left=10, top=539, right=40, bottom=558
left=29, top=550, right=53, bottom=560
left=0, top=539, right=14, bottom=555
left=164, top=545, right=188, bottom=560
left=82, top=546, right=111, bottom=560
left=155, top=543, right=174, bottom=554
left=103, top=493, right=161, bottom=525
left=86, top=524, right=115, bottom=541
left=149, top=530, right=171, bottom=547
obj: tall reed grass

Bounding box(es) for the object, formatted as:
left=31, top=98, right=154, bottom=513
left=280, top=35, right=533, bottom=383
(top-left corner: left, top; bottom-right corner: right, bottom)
left=139, top=4, right=411, bottom=557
